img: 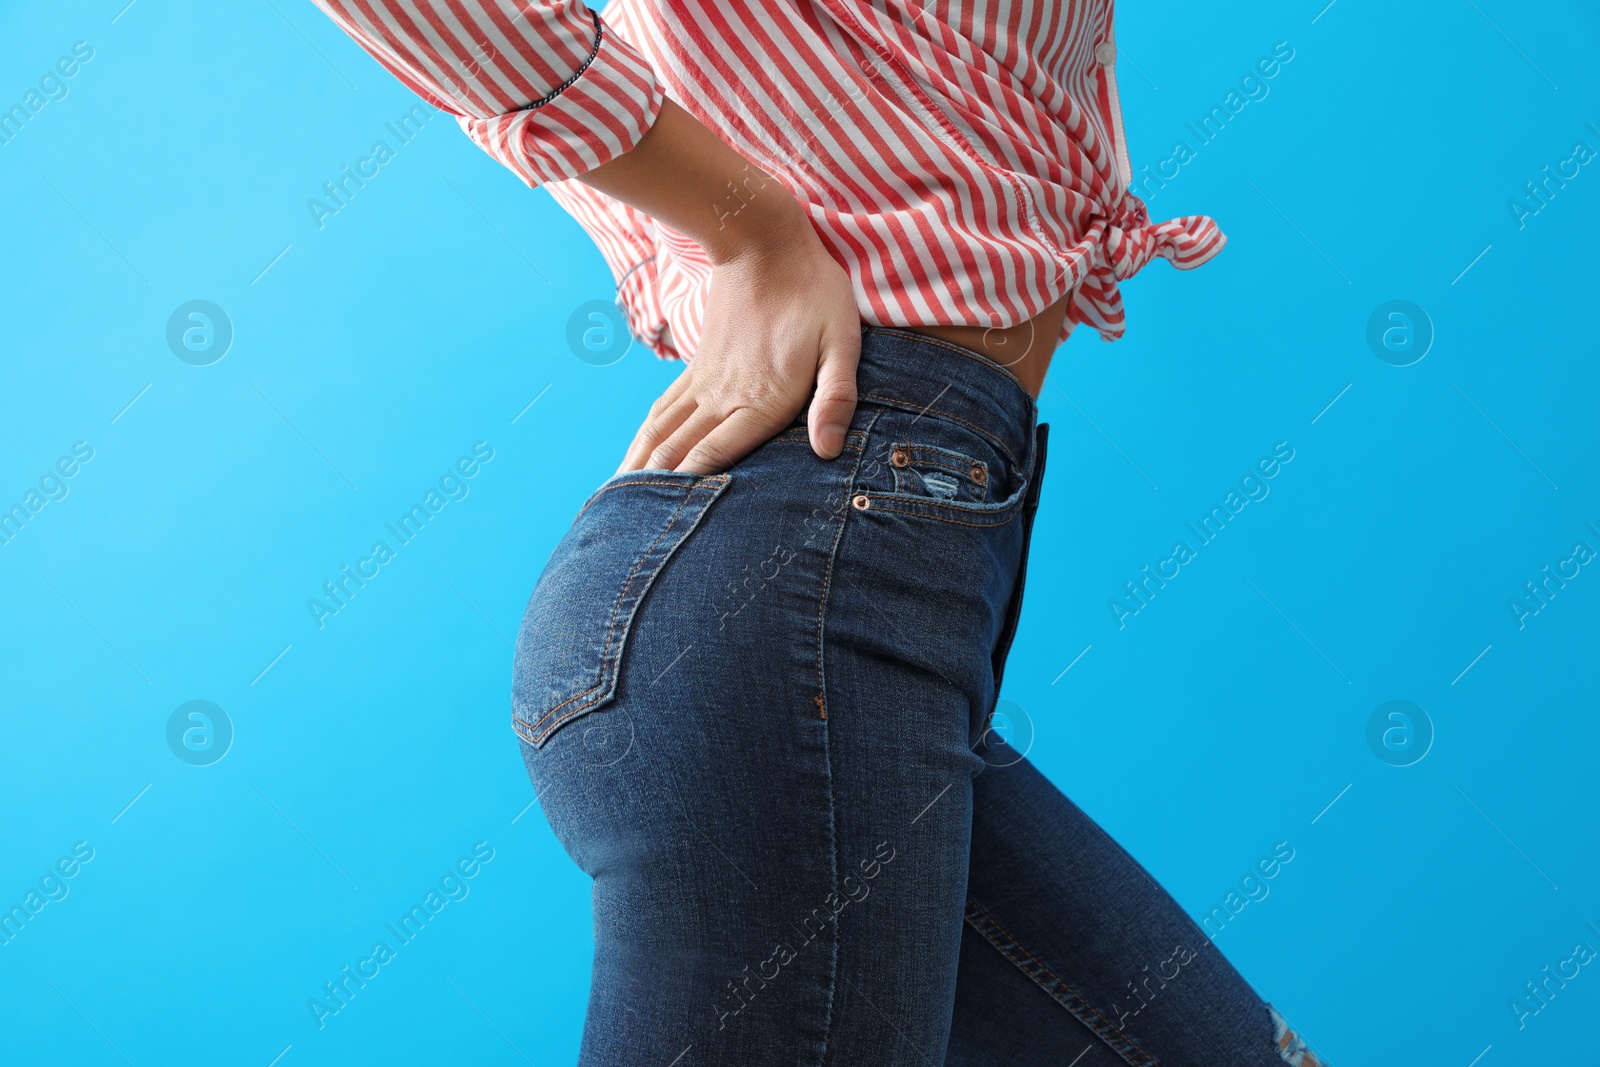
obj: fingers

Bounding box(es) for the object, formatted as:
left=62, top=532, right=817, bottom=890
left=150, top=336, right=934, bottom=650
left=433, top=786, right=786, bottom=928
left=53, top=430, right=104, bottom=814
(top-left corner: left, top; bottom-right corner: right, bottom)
left=674, top=407, right=776, bottom=475
left=807, top=327, right=861, bottom=460
left=616, top=257, right=860, bottom=477
left=616, top=374, right=697, bottom=473
left=645, top=405, right=723, bottom=471
left=616, top=363, right=787, bottom=477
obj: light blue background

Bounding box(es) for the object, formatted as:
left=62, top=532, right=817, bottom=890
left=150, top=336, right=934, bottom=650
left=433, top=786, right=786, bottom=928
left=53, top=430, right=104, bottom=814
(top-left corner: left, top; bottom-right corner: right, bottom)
left=3, top=0, right=1597, bottom=1064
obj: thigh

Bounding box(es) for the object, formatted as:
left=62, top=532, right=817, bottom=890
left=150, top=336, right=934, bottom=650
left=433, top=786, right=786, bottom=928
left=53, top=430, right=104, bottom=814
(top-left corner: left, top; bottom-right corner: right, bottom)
left=816, top=412, right=1039, bottom=1066
left=948, top=741, right=1327, bottom=1067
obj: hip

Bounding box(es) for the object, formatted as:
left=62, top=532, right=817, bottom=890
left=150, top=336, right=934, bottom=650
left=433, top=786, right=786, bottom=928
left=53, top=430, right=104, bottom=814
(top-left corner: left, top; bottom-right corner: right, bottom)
left=510, top=327, right=1051, bottom=752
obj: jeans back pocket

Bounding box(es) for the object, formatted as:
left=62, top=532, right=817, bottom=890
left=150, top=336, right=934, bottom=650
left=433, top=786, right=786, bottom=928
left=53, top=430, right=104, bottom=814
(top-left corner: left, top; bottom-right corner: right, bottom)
left=512, top=470, right=731, bottom=747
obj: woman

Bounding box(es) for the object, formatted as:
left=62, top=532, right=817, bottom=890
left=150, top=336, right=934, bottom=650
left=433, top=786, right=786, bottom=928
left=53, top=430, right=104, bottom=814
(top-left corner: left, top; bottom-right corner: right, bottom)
left=312, top=2, right=1330, bottom=1064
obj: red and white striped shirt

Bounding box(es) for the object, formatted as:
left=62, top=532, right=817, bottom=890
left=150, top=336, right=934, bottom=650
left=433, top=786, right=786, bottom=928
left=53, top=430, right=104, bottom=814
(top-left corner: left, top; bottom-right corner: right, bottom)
left=312, top=0, right=1224, bottom=359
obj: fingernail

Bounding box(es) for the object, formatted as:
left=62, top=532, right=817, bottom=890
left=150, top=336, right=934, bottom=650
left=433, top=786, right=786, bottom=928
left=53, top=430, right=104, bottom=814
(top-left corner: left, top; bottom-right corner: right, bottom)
left=816, top=424, right=843, bottom=459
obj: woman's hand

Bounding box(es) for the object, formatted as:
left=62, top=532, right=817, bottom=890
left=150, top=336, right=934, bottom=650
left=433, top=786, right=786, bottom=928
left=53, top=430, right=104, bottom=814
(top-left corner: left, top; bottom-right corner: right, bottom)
left=615, top=202, right=861, bottom=475
left=569, top=97, right=862, bottom=477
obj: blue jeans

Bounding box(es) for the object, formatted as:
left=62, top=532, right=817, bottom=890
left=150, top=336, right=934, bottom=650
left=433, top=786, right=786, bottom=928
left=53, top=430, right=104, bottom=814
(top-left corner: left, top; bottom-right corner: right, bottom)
left=512, top=327, right=1329, bottom=1067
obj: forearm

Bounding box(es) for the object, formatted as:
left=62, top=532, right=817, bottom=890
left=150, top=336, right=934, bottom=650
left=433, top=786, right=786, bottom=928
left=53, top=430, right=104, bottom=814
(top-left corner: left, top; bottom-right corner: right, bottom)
left=311, top=2, right=806, bottom=262
left=312, top=0, right=665, bottom=187
left=313, top=0, right=857, bottom=473
left=577, top=97, right=811, bottom=264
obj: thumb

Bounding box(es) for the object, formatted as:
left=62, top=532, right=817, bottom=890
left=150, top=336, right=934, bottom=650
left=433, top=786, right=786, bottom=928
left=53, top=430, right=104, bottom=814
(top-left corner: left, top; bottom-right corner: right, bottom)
left=808, top=327, right=861, bottom=460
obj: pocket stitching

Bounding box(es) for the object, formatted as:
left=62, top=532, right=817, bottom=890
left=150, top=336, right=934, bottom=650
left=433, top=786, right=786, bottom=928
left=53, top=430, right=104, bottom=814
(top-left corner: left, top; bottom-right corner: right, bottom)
left=905, top=454, right=985, bottom=478
left=858, top=392, right=1020, bottom=470
left=520, top=475, right=729, bottom=744
left=868, top=458, right=1028, bottom=521
left=519, top=687, right=608, bottom=747
left=527, top=488, right=695, bottom=739
left=766, top=428, right=869, bottom=449
left=574, top=474, right=726, bottom=523
left=891, top=442, right=992, bottom=501
left=894, top=442, right=989, bottom=475
left=866, top=498, right=1025, bottom=527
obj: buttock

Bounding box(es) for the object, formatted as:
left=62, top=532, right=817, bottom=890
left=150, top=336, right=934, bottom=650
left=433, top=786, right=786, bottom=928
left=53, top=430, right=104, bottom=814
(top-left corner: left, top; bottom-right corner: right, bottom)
left=508, top=387, right=1042, bottom=760
left=505, top=328, right=1053, bottom=1065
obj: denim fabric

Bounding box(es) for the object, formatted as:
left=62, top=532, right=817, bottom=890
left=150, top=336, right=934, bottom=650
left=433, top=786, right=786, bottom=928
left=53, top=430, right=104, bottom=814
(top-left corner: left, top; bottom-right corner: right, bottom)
left=512, top=326, right=1326, bottom=1067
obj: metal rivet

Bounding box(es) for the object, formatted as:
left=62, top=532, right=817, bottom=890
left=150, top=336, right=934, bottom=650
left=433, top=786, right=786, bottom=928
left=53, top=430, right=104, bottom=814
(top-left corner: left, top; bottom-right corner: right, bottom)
left=852, top=493, right=871, bottom=510
left=890, top=448, right=909, bottom=468
left=972, top=464, right=987, bottom=484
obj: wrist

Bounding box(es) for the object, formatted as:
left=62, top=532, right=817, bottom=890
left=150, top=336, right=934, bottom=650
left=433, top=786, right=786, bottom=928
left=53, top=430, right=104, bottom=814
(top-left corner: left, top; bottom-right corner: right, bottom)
left=577, top=97, right=817, bottom=268
left=576, top=97, right=818, bottom=266
left=697, top=172, right=813, bottom=266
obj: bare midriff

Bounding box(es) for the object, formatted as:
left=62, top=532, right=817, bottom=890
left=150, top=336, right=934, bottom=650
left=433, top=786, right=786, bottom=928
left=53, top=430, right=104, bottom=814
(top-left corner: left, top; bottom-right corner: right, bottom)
left=900, top=289, right=1073, bottom=400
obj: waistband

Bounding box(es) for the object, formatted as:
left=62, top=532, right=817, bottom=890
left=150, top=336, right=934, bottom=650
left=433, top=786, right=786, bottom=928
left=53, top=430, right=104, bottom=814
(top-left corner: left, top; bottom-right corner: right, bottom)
left=853, top=326, right=1041, bottom=472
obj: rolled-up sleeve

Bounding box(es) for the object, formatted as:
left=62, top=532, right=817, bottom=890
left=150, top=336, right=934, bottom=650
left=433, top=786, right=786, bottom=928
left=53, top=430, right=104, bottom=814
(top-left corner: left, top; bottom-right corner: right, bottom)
left=312, top=0, right=665, bottom=187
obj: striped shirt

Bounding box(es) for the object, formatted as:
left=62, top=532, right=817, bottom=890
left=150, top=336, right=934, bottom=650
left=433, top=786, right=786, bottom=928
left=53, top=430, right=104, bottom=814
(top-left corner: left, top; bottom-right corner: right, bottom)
left=312, top=0, right=1225, bottom=359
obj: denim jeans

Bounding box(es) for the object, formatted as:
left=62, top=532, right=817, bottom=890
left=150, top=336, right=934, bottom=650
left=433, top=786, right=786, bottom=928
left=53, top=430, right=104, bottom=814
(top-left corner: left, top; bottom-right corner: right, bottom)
left=512, top=326, right=1329, bottom=1067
